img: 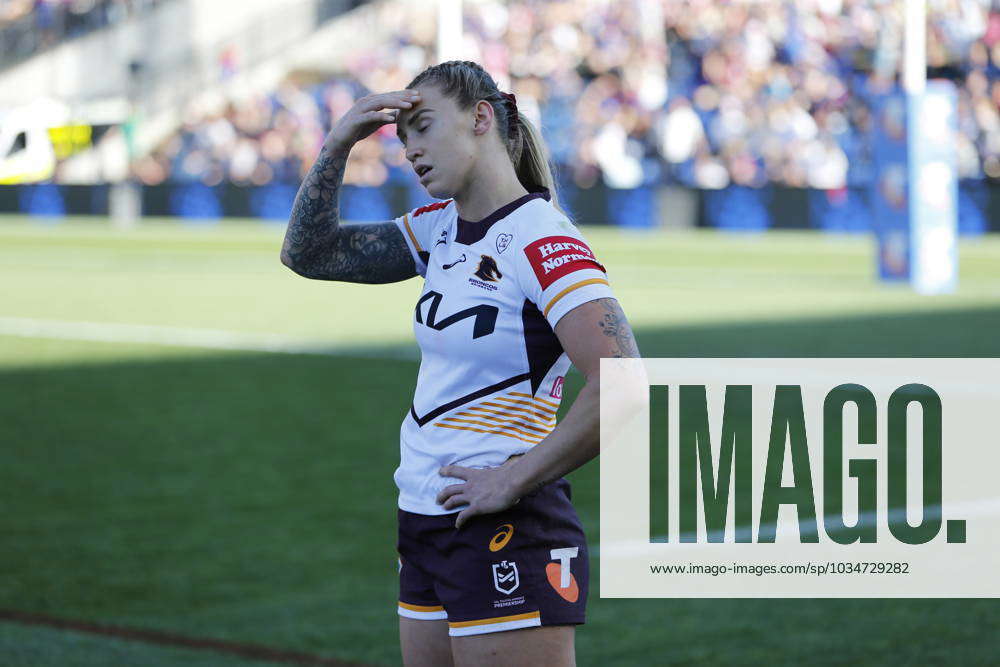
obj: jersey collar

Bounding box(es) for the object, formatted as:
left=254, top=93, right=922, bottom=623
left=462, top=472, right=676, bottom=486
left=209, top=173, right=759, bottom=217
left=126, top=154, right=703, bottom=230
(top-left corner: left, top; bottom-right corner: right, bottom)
left=455, top=187, right=551, bottom=245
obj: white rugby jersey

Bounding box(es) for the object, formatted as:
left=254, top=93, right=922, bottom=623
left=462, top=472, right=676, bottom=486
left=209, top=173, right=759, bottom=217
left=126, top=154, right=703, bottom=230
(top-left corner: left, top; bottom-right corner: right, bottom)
left=391, top=189, right=615, bottom=515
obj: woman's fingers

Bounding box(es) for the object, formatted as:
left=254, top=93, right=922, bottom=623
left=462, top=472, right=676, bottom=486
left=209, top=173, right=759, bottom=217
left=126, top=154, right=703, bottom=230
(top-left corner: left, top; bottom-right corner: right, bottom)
left=436, top=482, right=466, bottom=505
left=328, top=89, right=419, bottom=146
left=362, top=110, right=396, bottom=124
left=439, top=465, right=471, bottom=481
left=359, top=90, right=421, bottom=113
left=441, top=494, right=469, bottom=511
left=455, top=507, right=477, bottom=530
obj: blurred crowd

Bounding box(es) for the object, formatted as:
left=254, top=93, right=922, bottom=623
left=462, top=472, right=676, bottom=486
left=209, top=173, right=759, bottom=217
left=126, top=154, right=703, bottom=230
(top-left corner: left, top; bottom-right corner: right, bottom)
left=0, top=0, right=165, bottom=65
left=132, top=0, right=1000, bottom=192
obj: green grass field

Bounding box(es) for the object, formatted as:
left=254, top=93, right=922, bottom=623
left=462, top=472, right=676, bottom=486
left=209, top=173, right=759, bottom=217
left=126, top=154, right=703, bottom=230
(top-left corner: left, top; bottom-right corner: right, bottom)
left=1, top=216, right=999, bottom=665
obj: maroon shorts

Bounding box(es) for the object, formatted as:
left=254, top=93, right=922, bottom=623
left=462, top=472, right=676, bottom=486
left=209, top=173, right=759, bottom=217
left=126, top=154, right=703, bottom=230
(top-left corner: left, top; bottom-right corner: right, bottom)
left=397, top=478, right=589, bottom=637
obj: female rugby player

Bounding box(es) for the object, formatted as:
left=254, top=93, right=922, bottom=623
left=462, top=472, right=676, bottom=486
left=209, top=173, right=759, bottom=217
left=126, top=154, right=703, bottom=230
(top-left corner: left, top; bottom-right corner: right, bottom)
left=281, top=61, right=639, bottom=667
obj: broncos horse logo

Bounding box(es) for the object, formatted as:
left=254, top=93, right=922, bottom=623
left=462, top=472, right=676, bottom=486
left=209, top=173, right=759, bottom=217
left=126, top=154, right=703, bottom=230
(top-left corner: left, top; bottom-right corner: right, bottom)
left=474, top=255, right=503, bottom=282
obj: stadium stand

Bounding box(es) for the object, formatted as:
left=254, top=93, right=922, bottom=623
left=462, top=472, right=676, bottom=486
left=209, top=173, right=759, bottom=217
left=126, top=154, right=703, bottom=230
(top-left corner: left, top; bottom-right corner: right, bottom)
left=0, top=0, right=169, bottom=67
left=3, top=0, right=998, bottom=230
left=126, top=0, right=999, bottom=230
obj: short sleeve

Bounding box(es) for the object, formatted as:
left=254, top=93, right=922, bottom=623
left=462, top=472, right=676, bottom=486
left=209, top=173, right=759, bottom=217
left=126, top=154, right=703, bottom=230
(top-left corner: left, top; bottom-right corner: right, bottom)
left=514, top=220, right=615, bottom=328
left=392, top=200, right=452, bottom=278
left=392, top=210, right=431, bottom=278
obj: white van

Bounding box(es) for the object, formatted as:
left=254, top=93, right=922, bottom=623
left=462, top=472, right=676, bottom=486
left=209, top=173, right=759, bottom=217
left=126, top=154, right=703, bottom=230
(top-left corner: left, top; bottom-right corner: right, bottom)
left=0, top=100, right=73, bottom=184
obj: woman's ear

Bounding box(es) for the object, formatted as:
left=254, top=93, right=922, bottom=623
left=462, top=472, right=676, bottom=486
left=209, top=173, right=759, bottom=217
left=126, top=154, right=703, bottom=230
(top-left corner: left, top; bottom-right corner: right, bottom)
left=472, top=100, right=495, bottom=137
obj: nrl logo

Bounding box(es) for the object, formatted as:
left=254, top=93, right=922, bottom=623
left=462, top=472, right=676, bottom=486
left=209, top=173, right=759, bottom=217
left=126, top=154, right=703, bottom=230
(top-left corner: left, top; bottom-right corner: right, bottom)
left=496, top=233, right=513, bottom=254
left=474, top=255, right=503, bottom=282
left=492, top=560, right=520, bottom=595
left=435, top=229, right=448, bottom=246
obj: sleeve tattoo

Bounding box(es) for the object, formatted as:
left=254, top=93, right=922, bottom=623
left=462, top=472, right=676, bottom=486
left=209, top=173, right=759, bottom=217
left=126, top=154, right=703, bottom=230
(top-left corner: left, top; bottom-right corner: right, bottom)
left=595, top=298, right=641, bottom=358
left=281, top=145, right=416, bottom=283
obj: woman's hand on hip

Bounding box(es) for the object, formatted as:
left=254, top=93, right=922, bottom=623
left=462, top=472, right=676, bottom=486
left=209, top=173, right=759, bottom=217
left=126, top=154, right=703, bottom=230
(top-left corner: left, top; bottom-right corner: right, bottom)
left=436, top=458, right=523, bottom=530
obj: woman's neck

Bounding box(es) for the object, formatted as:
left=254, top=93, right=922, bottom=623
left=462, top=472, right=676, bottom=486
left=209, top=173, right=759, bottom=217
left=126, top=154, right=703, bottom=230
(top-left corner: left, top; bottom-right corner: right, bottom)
left=451, top=150, right=529, bottom=222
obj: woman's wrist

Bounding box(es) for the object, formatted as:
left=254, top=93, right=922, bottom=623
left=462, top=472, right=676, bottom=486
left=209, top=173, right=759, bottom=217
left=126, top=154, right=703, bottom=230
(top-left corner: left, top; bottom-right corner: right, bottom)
left=323, top=134, right=353, bottom=156
left=505, top=454, right=547, bottom=500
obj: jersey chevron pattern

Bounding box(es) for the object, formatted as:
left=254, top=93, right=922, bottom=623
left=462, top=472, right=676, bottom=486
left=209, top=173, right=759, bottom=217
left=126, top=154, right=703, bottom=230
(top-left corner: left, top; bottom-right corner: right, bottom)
left=391, top=190, right=614, bottom=515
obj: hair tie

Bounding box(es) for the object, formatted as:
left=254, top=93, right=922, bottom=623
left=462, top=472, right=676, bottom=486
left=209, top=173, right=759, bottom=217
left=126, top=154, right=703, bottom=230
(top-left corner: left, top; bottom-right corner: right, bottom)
left=500, top=92, right=519, bottom=131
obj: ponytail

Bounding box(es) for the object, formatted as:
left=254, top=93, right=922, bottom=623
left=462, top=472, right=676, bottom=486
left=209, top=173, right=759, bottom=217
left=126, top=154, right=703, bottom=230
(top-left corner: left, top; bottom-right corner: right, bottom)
left=509, top=111, right=563, bottom=214
left=407, top=60, right=565, bottom=216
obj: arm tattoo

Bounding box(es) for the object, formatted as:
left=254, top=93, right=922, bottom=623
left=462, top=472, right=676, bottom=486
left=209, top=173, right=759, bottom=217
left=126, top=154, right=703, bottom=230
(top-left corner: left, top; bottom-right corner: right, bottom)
left=281, top=144, right=416, bottom=283
left=595, top=298, right=641, bottom=358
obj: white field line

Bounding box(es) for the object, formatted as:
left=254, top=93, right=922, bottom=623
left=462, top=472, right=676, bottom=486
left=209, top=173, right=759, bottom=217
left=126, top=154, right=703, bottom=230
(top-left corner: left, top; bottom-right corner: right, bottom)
left=0, top=316, right=418, bottom=359
left=6, top=316, right=998, bottom=550
left=596, top=497, right=1000, bottom=558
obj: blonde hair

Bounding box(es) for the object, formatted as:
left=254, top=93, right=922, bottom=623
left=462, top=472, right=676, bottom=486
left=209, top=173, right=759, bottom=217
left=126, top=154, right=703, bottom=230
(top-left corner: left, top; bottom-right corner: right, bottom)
left=407, top=61, right=563, bottom=213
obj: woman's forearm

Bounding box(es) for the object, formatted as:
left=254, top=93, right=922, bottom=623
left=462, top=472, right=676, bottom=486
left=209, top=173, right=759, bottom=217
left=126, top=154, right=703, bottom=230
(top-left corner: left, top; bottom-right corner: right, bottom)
left=280, top=141, right=350, bottom=276
left=280, top=91, right=421, bottom=283
left=507, top=378, right=601, bottom=498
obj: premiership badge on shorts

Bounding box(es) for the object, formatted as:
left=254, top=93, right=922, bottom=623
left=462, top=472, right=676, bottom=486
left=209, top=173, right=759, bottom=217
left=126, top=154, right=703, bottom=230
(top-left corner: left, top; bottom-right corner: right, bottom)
left=492, top=560, right=520, bottom=595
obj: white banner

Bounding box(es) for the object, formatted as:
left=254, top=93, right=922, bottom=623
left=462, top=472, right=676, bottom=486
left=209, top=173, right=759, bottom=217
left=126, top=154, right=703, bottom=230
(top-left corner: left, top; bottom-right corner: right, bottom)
left=600, top=358, right=1000, bottom=597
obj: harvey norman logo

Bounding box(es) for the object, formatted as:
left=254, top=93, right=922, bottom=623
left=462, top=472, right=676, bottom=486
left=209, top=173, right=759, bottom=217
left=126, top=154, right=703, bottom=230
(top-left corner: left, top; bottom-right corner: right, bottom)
left=538, top=240, right=594, bottom=272
left=524, top=235, right=605, bottom=290
left=599, top=358, right=1000, bottom=598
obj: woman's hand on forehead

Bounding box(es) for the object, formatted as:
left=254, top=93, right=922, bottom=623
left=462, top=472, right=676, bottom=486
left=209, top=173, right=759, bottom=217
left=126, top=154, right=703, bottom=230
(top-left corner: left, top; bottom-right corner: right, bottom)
left=391, top=90, right=428, bottom=137
left=327, top=89, right=420, bottom=150
left=365, top=89, right=421, bottom=113
left=361, top=89, right=422, bottom=125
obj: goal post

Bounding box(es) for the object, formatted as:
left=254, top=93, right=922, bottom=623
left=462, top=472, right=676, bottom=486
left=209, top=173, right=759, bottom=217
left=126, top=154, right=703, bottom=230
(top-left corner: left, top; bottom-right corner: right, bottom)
left=904, top=0, right=958, bottom=294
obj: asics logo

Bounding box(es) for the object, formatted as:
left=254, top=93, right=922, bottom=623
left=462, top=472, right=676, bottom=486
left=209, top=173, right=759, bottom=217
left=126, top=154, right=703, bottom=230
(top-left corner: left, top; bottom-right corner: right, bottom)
left=489, top=524, right=514, bottom=552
